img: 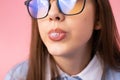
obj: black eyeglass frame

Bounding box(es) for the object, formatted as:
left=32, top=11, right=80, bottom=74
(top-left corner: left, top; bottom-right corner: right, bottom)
left=24, top=0, right=86, bottom=19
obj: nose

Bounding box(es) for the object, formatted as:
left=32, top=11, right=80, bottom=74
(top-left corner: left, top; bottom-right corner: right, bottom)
left=48, top=1, right=65, bottom=22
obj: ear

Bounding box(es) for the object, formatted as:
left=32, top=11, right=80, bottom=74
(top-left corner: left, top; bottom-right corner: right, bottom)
left=94, top=21, right=102, bottom=30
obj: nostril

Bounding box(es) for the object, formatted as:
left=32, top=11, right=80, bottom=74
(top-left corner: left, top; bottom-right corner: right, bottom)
left=49, top=18, right=53, bottom=21
left=49, top=16, right=61, bottom=21
left=56, top=17, right=60, bottom=20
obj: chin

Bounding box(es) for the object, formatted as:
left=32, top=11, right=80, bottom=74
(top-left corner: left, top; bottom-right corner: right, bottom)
left=47, top=46, right=69, bottom=56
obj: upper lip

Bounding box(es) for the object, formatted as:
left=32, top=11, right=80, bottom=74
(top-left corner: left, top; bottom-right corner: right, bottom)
left=48, top=28, right=66, bottom=34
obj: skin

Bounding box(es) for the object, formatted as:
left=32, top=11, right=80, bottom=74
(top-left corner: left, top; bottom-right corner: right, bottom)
left=37, top=0, right=100, bottom=75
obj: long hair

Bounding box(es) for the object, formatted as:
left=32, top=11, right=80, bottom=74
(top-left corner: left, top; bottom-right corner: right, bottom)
left=26, top=0, right=120, bottom=80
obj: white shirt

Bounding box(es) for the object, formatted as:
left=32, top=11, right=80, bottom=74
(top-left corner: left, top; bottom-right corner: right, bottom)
left=45, top=54, right=103, bottom=80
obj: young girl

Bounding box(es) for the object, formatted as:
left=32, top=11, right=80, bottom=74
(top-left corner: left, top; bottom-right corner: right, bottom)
left=5, top=0, right=120, bottom=80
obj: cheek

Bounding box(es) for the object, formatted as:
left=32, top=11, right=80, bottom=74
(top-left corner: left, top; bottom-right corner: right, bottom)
left=77, top=16, right=94, bottom=35
left=66, top=7, right=95, bottom=46
left=37, top=21, right=48, bottom=42
left=68, top=14, right=95, bottom=38
left=69, top=3, right=95, bottom=37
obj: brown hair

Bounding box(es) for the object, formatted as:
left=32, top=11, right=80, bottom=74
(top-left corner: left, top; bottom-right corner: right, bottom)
left=26, top=0, right=120, bottom=80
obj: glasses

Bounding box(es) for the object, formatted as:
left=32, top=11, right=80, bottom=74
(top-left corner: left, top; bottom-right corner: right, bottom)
left=24, top=0, right=86, bottom=19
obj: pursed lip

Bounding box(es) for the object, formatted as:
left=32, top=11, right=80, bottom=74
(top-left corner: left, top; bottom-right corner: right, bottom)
left=48, top=28, right=67, bottom=41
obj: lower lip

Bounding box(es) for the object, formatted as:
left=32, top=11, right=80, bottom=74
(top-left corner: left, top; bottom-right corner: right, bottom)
left=48, top=32, right=66, bottom=41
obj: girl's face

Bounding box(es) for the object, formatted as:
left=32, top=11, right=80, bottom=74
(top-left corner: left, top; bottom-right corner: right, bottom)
left=37, top=0, right=97, bottom=57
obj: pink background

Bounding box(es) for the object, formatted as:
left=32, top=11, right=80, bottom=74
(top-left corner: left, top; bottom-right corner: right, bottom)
left=0, top=0, right=120, bottom=80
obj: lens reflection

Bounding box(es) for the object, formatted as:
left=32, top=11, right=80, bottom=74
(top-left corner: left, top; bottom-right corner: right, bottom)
left=28, top=0, right=49, bottom=18
left=58, top=0, right=84, bottom=14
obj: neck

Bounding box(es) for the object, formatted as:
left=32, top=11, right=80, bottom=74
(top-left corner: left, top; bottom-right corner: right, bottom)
left=53, top=44, right=92, bottom=76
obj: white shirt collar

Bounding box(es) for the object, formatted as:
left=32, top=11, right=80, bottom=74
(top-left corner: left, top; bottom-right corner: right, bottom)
left=46, top=54, right=104, bottom=80
left=58, top=54, right=104, bottom=80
